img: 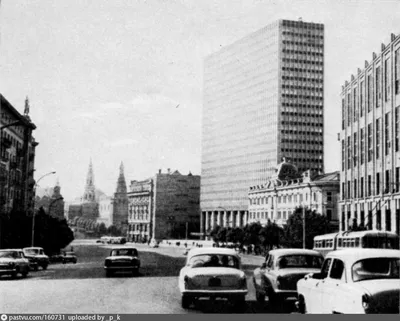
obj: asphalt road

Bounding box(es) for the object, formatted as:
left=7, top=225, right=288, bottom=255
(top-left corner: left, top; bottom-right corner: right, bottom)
left=0, top=240, right=296, bottom=314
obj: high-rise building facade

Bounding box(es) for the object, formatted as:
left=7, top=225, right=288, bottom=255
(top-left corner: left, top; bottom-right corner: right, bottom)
left=339, top=33, right=400, bottom=235
left=201, top=19, right=324, bottom=233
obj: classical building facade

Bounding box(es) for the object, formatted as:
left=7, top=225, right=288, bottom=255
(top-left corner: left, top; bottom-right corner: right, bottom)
left=247, top=160, right=339, bottom=228
left=0, top=95, right=37, bottom=217
left=201, top=19, right=325, bottom=232
left=339, top=32, right=400, bottom=235
left=127, top=169, right=201, bottom=243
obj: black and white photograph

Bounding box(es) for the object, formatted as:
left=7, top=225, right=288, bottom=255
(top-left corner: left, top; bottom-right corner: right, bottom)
left=0, top=0, right=399, bottom=315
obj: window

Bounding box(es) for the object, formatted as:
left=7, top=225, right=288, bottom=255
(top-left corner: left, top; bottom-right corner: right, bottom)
left=396, top=49, right=400, bottom=95
left=327, top=209, right=332, bottom=221
left=396, top=107, right=400, bottom=152
left=384, top=58, right=390, bottom=102
left=327, top=191, right=332, bottom=202
left=353, top=132, right=357, bottom=167
left=376, top=172, right=380, bottom=195
left=376, top=66, right=381, bottom=108
left=341, top=98, right=345, bottom=129
left=385, top=113, right=390, bottom=155
left=341, top=139, right=345, bottom=171
left=376, top=118, right=380, bottom=159
left=368, top=123, right=372, bottom=162
left=354, top=179, right=357, bottom=198
left=347, top=93, right=352, bottom=126
left=368, top=175, right=372, bottom=196
left=320, top=258, right=332, bottom=279
left=360, top=177, right=364, bottom=198
left=396, top=167, right=400, bottom=192
left=385, top=170, right=390, bottom=194
left=353, top=88, right=357, bottom=120
left=360, top=128, right=365, bottom=164
left=360, top=80, right=364, bottom=117
left=347, top=136, right=351, bottom=169
left=329, top=259, right=345, bottom=280
left=367, top=74, right=373, bottom=112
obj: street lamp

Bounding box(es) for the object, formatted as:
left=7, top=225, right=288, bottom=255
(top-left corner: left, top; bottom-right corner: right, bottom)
left=31, top=171, right=56, bottom=246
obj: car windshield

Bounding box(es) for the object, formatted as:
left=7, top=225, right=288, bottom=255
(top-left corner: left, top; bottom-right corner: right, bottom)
left=24, top=249, right=41, bottom=255
left=352, top=257, right=400, bottom=282
left=0, top=251, right=18, bottom=258
left=111, top=249, right=138, bottom=257
left=188, top=254, right=240, bottom=269
left=277, top=255, right=323, bottom=269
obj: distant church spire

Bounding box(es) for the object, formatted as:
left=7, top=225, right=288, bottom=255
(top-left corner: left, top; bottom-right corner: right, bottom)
left=83, top=159, right=96, bottom=202
left=24, top=96, right=30, bottom=115
left=115, top=161, right=127, bottom=194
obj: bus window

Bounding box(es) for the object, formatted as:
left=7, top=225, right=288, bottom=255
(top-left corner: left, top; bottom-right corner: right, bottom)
left=355, top=237, right=360, bottom=247
left=322, top=240, right=326, bottom=248
left=338, top=238, right=342, bottom=247
left=351, top=238, right=355, bottom=247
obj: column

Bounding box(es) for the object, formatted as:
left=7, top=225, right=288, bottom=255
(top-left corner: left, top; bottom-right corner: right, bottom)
left=236, top=211, right=241, bottom=227
left=211, top=211, right=215, bottom=229
left=223, top=211, right=227, bottom=227
left=205, top=212, right=210, bottom=233
left=217, top=212, right=222, bottom=226
left=231, top=212, right=236, bottom=228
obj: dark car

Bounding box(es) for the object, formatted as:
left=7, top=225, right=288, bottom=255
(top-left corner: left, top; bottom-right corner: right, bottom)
left=104, top=247, right=140, bottom=277
left=22, top=247, right=49, bottom=270
left=62, top=251, right=77, bottom=264
left=49, top=254, right=64, bottom=263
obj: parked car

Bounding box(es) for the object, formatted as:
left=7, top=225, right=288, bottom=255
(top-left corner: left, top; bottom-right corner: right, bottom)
left=253, top=249, right=323, bottom=305
left=22, top=247, right=49, bottom=270
left=178, top=247, right=248, bottom=310
left=0, top=249, right=30, bottom=278
left=296, top=248, right=400, bottom=314
left=62, top=251, right=77, bottom=264
left=104, top=247, right=140, bottom=277
left=49, top=253, right=64, bottom=263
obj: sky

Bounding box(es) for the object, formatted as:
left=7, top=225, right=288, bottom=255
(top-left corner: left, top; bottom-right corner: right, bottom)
left=0, top=0, right=399, bottom=201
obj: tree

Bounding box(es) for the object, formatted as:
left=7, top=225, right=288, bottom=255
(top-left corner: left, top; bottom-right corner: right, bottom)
left=243, top=222, right=262, bottom=246
left=259, top=219, right=284, bottom=250
left=98, top=222, right=107, bottom=235
left=283, top=207, right=331, bottom=249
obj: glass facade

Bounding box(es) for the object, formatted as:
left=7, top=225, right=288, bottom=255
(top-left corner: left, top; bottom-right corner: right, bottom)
left=201, top=19, right=325, bottom=218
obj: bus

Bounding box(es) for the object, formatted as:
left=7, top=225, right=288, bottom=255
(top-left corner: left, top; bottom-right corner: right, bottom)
left=313, top=230, right=400, bottom=257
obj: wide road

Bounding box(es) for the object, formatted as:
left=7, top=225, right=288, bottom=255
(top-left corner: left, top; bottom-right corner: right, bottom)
left=0, top=240, right=296, bottom=314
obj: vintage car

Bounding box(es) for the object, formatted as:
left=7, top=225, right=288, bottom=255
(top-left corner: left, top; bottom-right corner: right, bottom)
left=253, top=249, right=323, bottom=305
left=62, top=251, right=77, bottom=264
left=296, top=248, right=400, bottom=314
left=0, top=249, right=30, bottom=278
left=104, top=247, right=140, bottom=277
left=22, top=247, right=49, bottom=270
left=178, top=248, right=248, bottom=310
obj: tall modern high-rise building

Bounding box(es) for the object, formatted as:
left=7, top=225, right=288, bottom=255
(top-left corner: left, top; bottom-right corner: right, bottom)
left=201, top=19, right=324, bottom=234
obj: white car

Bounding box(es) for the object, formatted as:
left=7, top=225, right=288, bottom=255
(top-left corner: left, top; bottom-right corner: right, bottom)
left=178, top=248, right=248, bottom=310
left=296, top=248, right=400, bottom=314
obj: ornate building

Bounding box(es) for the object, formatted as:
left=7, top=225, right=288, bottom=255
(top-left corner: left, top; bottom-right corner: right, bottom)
left=81, top=159, right=99, bottom=220
left=247, top=159, right=339, bottom=229
left=35, top=180, right=65, bottom=220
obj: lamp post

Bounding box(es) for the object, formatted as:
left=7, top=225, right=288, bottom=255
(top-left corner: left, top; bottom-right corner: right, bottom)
left=31, top=171, right=56, bottom=246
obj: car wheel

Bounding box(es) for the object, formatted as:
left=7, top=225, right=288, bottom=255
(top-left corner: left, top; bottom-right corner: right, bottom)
left=22, top=270, right=28, bottom=278
left=132, top=268, right=139, bottom=276
left=268, top=288, right=278, bottom=306
left=233, top=296, right=246, bottom=312
left=181, top=295, right=191, bottom=309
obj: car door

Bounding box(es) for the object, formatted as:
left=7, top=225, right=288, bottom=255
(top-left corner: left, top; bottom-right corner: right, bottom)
left=321, top=258, right=346, bottom=313
left=308, top=258, right=332, bottom=313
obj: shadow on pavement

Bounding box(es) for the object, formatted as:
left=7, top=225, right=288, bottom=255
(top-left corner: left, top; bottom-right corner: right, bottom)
left=184, top=298, right=296, bottom=314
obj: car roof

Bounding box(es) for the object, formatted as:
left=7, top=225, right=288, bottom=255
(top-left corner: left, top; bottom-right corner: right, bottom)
left=327, top=248, right=400, bottom=262
left=268, top=248, right=322, bottom=256
left=23, top=247, right=43, bottom=250
left=187, top=247, right=238, bottom=258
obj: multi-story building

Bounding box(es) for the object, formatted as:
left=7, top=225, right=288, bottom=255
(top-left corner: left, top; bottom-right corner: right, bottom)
left=0, top=95, right=37, bottom=217
left=201, top=19, right=324, bottom=233
left=127, top=169, right=201, bottom=243
left=247, top=159, right=339, bottom=229
left=339, top=33, right=400, bottom=235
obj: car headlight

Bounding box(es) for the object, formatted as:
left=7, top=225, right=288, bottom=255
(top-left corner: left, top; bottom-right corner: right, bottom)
left=184, top=275, right=194, bottom=289
left=276, top=276, right=283, bottom=289
left=239, top=275, right=247, bottom=288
